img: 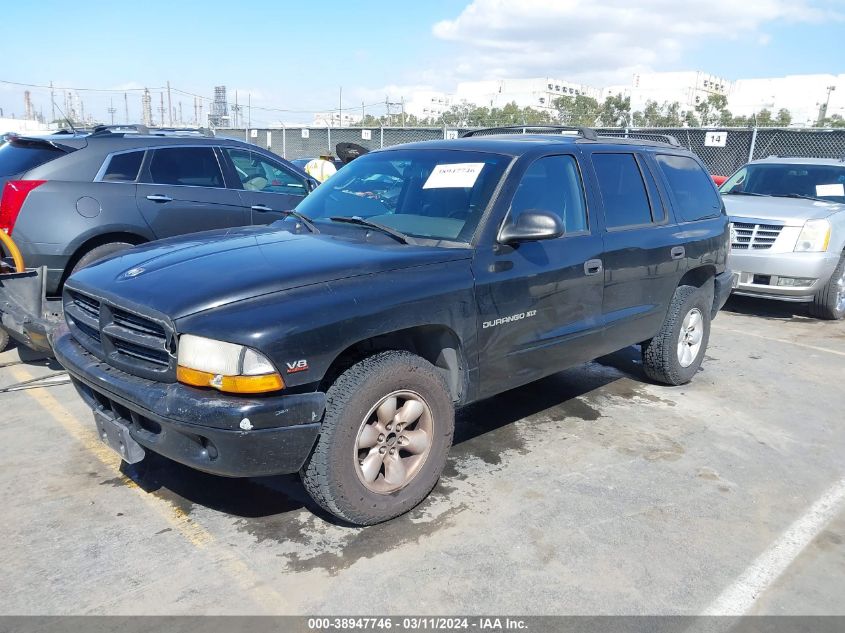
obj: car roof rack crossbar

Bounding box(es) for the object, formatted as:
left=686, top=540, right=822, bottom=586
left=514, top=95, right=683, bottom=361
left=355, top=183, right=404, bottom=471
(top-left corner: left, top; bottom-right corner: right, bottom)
left=461, top=125, right=598, bottom=140
left=597, top=131, right=682, bottom=147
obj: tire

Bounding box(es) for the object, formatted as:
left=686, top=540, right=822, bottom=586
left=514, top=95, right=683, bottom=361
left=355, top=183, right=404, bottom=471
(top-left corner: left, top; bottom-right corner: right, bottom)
left=809, top=254, right=845, bottom=320
left=301, top=350, right=454, bottom=525
left=71, top=242, right=135, bottom=275
left=642, top=285, right=711, bottom=386
left=0, top=328, right=9, bottom=353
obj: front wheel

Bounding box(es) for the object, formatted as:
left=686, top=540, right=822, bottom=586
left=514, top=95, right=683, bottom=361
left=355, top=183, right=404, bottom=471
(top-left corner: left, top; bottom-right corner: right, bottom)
left=809, top=254, right=845, bottom=320
left=642, top=285, right=711, bottom=386
left=301, top=351, right=454, bottom=525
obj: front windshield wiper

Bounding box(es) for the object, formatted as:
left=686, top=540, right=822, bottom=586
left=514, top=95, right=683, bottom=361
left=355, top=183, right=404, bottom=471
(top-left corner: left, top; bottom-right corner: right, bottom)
left=279, top=209, right=320, bottom=233
left=329, top=216, right=416, bottom=245
left=772, top=193, right=828, bottom=203
left=723, top=191, right=766, bottom=197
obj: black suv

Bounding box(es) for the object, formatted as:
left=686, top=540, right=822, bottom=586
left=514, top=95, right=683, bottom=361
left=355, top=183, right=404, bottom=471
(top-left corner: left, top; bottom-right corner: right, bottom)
left=0, top=126, right=315, bottom=297
left=51, top=127, right=732, bottom=525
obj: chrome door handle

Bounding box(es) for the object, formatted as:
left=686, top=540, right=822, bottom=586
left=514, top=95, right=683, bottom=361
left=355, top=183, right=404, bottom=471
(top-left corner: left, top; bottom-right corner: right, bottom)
left=670, top=246, right=685, bottom=260
left=251, top=204, right=273, bottom=212
left=146, top=194, right=172, bottom=203
left=584, top=259, right=603, bottom=276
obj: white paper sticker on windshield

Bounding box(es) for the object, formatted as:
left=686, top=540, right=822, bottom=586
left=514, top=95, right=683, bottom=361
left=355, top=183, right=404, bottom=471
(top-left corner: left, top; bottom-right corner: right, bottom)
left=816, top=183, right=844, bottom=197
left=423, top=163, right=485, bottom=189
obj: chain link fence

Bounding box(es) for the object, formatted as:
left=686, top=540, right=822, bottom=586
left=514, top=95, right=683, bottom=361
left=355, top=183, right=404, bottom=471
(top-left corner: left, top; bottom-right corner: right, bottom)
left=221, top=126, right=845, bottom=176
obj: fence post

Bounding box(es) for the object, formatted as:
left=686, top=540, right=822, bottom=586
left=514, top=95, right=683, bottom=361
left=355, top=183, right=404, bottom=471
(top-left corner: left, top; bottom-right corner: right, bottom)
left=327, top=126, right=331, bottom=153
left=282, top=124, right=286, bottom=158
left=380, top=125, right=384, bottom=149
left=748, top=126, right=758, bottom=162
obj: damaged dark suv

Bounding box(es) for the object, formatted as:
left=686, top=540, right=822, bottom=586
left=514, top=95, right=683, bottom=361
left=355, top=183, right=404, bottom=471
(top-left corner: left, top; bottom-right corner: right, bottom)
left=51, top=127, right=733, bottom=525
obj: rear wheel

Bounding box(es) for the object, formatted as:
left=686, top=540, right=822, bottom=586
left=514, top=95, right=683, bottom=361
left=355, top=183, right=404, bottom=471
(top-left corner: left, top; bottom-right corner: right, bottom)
left=809, top=254, right=845, bottom=320
left=71, top=241, right=135, bottom=275
left=301, top=351, right=454, bottom=525
left=0, top=328, right=9, bottom=353
left=642, top=285, right=711, bottom=386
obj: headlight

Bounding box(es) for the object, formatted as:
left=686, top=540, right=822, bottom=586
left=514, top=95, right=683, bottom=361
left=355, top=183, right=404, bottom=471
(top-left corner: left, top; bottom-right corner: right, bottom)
left=794, top=219, right=831, bottom=253
left=176, top=334, right=284, bottom=394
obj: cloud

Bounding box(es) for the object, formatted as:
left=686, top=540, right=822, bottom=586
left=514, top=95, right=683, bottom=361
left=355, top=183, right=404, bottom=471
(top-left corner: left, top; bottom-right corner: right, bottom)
left=431, top=0, right=841, bottom=85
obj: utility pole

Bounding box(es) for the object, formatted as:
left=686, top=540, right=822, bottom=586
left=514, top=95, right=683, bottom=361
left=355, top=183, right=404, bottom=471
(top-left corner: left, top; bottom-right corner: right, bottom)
left=159, top=92, right=165, bottom=127
left=233, top=91, right=239, bottom=128
left=401, top=96, right=406, bottom=127
left=50, top=81, right=56, bottom=123
left=124, top=92, right=129, bottom=123
left=817, top=85, right=836, bottom=126
left=166, top=81, right=173, bottom=126
left=338, top=86, right=343, bottom=127
left=178, top=101, right=182, bottom=126
left=248, top=93, right=251, bottom=130
left=362, top=101, right=365, bottom=126
left=108, top=98, right=116, bottom=125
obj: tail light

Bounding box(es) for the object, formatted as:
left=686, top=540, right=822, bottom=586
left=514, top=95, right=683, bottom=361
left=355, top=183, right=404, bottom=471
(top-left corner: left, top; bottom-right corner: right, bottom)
left=0, top=180, right=45, bottom=235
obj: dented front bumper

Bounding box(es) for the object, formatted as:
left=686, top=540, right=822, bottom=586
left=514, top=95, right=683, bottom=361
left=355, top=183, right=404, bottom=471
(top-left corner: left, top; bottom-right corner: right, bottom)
left=0, top=265, right=63, bottom=353
left=52, top=324, right=325, bottom=477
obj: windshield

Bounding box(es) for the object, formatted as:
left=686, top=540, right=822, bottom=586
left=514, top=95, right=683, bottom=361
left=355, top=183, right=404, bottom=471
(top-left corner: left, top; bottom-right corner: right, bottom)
left=720, top=163, right=845, bottom=203
left=295, top=149, right=512, bottom=242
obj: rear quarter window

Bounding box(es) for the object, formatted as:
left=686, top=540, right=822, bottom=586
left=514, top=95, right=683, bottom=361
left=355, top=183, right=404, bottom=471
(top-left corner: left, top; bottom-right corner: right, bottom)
left=101, top=151, right=144, bottom=182
left=655, top=154, right=721, bottom=222
left=0, top=141, right=66, bottom=177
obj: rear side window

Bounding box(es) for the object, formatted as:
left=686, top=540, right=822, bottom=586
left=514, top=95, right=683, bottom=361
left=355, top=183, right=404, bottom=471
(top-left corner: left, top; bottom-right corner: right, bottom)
left=509, top=155, right=588, bottom=233
left=102, top=151, right=144, bottom=182
left=592, top=153, right=653, bottom=228
left=655, top=154, right=721, bottom=221
left=0, top=141, right=65, bottom=177
left=149, top=147, right=223, bottom=188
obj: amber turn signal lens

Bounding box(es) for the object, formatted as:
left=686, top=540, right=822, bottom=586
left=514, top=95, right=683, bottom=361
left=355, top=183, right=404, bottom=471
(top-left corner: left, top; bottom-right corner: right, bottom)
left=177, top=365, right=285, bottom=394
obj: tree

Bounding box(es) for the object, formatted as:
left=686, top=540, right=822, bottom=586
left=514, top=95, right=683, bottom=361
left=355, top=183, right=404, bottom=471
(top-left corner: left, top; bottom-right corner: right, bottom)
left=775, top=108, right=792, bottom=127
left=695, top=94, right=729, bottom=126
left=755, top=108, right=774, bottom=127
left=598, top=94, right=631, bottom=127
left=824, top=114, right=845, bottom=128
left=632, top=100, right=683, bottom=127
left=553, top=95, right=601, bottom=126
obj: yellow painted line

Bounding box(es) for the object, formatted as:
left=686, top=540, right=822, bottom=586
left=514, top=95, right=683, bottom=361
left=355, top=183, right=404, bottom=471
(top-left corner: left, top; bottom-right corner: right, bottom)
left=10, top=366, right=291, bottom=610
left=10, top=366, right=212, bottom=547
left=717, top=327, right=845, bottom=358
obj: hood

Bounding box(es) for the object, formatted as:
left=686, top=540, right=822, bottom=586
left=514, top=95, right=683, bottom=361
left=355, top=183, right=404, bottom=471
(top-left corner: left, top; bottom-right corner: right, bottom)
left=722, top=194, right=843, bottom=225
left=66, top=226, right=471, bottom=319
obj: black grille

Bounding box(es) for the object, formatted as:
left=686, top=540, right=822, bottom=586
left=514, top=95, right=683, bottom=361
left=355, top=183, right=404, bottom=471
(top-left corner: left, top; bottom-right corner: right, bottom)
left=64, top=289, right=176, bottom=382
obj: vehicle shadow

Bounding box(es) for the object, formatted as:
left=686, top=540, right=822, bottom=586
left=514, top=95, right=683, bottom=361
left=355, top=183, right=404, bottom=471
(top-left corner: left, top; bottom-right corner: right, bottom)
left=0, top=339, right=63, bottom=370
left=119, top=346, right=644, bottom=525
left=722, top=294, right=812, bottom=320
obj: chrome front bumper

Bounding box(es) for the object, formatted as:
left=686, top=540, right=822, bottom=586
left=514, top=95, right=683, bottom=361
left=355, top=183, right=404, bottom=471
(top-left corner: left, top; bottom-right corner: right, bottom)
left=729, top=249, right=840, bottom=301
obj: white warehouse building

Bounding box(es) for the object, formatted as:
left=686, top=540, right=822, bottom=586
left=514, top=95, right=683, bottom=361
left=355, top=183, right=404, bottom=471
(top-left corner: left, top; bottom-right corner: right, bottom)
left=405, top=77, right=602, bottom=120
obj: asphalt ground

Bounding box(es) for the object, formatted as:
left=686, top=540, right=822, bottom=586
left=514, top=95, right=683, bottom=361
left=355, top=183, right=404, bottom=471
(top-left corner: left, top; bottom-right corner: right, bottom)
left=1, top=295, right=844, bottom=616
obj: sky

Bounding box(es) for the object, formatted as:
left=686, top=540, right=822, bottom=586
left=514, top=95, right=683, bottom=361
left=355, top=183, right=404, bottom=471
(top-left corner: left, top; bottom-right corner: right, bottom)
left=1, top=0, right=843, bottom=125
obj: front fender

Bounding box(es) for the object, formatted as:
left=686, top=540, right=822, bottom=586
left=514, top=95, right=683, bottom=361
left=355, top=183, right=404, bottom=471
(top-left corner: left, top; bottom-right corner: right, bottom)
left=174, top=258, right=477, bottom=390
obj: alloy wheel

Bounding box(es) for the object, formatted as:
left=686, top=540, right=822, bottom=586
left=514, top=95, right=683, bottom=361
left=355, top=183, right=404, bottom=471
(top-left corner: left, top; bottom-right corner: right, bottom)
left=354, top=390, right=434, bottom=494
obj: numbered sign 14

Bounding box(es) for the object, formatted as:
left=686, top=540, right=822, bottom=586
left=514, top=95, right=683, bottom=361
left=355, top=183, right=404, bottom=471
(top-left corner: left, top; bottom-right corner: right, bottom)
left=704, top=131, right=727, bottom=147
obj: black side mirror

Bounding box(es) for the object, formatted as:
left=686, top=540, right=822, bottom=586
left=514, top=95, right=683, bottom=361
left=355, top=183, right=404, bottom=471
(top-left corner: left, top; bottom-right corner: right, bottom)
left=305, top=178, right=319, bottom=192
left=499, top=210, right=564, bottom=244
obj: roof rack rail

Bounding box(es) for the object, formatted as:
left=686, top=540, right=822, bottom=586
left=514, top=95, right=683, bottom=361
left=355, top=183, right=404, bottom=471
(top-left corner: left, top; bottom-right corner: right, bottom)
left=89, top=124, right=214, bottom=138
left=461, top=125, right=598, bottom=140
left=90, top=124, right=151, bottom=136
left=598, top=131, right=681, bottom=147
